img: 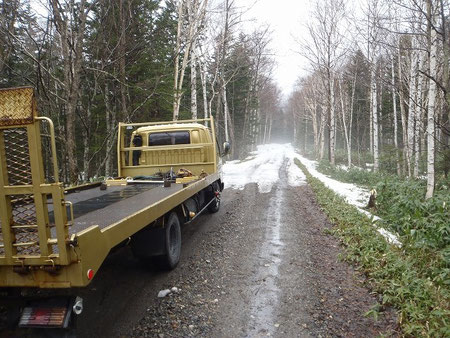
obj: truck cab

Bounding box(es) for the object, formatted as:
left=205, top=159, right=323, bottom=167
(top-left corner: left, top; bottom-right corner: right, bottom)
left=119, top=121, right=221, bottom=179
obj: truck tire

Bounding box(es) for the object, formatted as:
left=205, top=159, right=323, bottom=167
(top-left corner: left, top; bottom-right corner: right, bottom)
left=207, top=195, right=220, bottom=213
left=207, top=181, right=221, bottom=213
left=152, top=212, right=181, bottom=270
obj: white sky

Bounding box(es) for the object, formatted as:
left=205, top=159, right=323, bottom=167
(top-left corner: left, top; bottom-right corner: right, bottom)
left=235, top=0, right=313, bottom=98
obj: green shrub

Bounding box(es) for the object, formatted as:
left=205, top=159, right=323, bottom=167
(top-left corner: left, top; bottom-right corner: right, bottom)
left=317, top=159, right=387, bottom=188
left=379, top=145, right=401, bottom=174
left=316, top=161, right=449, bottom=255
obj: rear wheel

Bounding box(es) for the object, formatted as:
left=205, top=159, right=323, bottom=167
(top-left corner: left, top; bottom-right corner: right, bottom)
left=207, top=194, right=220, bottom=213
left=152, top=212, right=181, bottom=270
left=207, top=182, right=221, bottom=213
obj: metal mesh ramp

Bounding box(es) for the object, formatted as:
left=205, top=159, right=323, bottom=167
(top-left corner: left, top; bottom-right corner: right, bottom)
left=0, top=87, right=70, bottom=265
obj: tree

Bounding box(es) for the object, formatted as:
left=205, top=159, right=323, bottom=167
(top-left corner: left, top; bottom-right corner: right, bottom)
left=299, top=0, right=348, bottom=165
left=173, top=0, right=208, bottom=121
left=50, top=0, right=95, bottom=183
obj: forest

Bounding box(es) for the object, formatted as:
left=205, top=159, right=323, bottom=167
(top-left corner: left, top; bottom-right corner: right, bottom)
left=0, top=0, right=280, bottom=184
left=0, top=0, right=449, bottom=200
left=287, top=0, right=450, bottom=200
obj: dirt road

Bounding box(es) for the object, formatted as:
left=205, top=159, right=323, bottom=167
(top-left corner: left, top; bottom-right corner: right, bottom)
left=71, top=157, right=397, bottom=337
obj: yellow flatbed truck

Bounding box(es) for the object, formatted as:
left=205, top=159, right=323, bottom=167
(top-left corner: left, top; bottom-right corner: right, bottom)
left=0, top=87, right=228, bottom=330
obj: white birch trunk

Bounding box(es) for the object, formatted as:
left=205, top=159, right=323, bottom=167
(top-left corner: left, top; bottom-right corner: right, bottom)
left=371, top=65, right=379, bottom=171
left=349, top=73, right=355, bottom=168
left=173, top=0, right=208, bottom=121
left=329, top=75, right=336, bottom=165
left=407, top=42, right=418, bottom=176
left=414, top=51, right=425, bottom=177
left=191, top=43, right=198, bottom=119
left=398, top=44, right=408, bottom=176
left=369, top=93, right=373, bottom=155
left=391, top=55, right=401, bottom=175
left=309, top=101, right=320, bottom=155
left=304, top=119, right=307, bottom=152
left=201, top=60, right=208, bottom=121
left=222, top=85, right=230, bottom=142
left=173, top=0, right=184, bottom=121
left=338, top=76, right=351, bottom=168
left=426, top=7, right=437, bottom=199
left=319, top=105, right=326, bottom=160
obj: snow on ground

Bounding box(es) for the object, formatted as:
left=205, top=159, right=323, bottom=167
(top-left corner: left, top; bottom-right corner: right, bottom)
left=295, top=154, right=370, bottom=209
left=223, top=144, right=306, bottom=193
left=294, top=153, right=401, bottom=247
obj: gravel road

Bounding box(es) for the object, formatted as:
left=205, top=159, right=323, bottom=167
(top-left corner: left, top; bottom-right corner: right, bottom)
left=3, top=159, right=398, bottom=337
left=75, top=160, right=397, bottom=337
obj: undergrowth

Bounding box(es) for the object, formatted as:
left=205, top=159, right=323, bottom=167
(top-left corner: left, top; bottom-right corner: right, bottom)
left=317, top=160, right=389, bottom=188
left=295, top=158, right=450, bottom=337
left=317, top=160, right=449, bottom=276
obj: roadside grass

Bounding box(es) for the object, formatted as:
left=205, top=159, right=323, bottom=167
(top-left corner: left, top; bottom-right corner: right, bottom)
left=295, top=158, right=450, bottom=337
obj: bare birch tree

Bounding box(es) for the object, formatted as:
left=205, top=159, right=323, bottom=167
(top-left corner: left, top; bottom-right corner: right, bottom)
left=173, top=0, right=208, bottom=121
left=300, top=0, right=347, bottom=165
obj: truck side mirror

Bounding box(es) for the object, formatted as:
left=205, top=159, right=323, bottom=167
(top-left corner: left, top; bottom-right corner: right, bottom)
left=222, top=141, right=231, bottom=156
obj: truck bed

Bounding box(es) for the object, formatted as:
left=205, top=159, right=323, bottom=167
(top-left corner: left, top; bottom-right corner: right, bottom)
left=63, top=183, right=184, bottom=234
left=0, top=183, right=184, bottom=256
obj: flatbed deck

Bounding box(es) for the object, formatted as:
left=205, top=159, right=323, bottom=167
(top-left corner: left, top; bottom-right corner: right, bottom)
left=64, top=183, right=182, bottom=233
left=0, top=183, right=183, bottom=255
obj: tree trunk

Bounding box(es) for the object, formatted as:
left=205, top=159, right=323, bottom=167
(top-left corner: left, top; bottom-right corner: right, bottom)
left=191, top=38, right=198, bottom=119
left=414, top=51, right=426, bottom=177
left=119, top=0, right=128, bottom=121
left=319, top=105, right=326, bottom=160
left=82, top=104, right=91, bottom=182
left=391, top=55, right=401, bottom=175
left=426, top=1, right=437, bottom=199
left=407, top=41, right=418, bottom=177
left=371, top=64, right=379, bottom=171
left=338, top=76, right=351, bottom=168
left=349, top=73, right=355, bottom=168
left=173, top=0, right=184, bottom=120
left=104, top=81, right=113, bottom=177
left=199, top=58, right=208, bottom=126
left=50, top=0, right=91, bottom=184
left=398, top=44, right=408, bottom=176
left=329, top=75, right=336, bottom=165
left=369, top=89, right=373, bottom=156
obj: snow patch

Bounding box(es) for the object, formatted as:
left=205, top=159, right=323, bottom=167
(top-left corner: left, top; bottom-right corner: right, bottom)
left=295, top=154, right=369, bottom=208
left=223, top=144, right=306, bottom=193
left=295, top=154, right=401, bottom=247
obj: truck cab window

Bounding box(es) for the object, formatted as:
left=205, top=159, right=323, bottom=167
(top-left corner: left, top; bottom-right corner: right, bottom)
left=148, top=131, right=190, bottom=146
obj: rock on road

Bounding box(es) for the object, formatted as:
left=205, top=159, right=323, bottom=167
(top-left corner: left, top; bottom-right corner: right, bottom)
left=74, top=144, right=396, bottom=337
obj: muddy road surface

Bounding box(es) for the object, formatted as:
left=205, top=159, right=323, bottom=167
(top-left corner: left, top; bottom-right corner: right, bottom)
left=7, top=153, right=398, bottom=337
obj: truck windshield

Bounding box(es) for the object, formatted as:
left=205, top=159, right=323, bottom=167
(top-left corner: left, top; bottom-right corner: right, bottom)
left=148, top=131, right=190, bottom=146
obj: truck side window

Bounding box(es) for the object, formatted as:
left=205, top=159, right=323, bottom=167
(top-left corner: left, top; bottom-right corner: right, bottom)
left=132, top=134, right=143, bottom=166
left=148, top=131, right=190, bottom=146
